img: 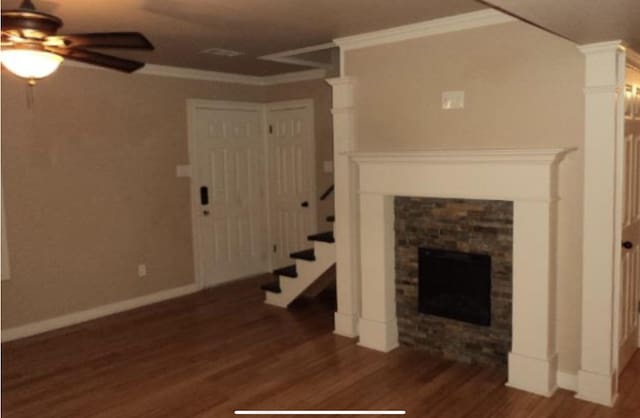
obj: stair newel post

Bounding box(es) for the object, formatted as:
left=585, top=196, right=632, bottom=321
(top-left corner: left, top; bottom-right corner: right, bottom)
left=326, top=76, right=360, bottom=337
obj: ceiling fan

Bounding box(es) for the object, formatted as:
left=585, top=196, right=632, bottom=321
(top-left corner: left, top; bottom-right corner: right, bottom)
left=1, top=0, right=154, bottom=85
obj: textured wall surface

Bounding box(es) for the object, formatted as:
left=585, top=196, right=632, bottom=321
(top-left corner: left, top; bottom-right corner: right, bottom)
left=395, top=197, right=513, bottom=366
left=1, top=62, right=334, bottom=330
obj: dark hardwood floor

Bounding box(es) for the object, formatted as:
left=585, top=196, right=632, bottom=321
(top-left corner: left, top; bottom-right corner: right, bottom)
left=2, top=275, right=640, bottom=417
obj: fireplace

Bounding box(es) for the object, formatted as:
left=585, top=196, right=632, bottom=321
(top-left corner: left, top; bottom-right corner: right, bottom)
left=333, top=148, right=570, bottom=396
left=418, top=248, right=491, bottom=326
left=395, top=197, right=512, bottom=366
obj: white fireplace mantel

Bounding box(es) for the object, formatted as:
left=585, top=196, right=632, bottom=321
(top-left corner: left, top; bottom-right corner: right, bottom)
left=350, top=149, right=573, bottom=201
left=345, top=147, right=573, bottom=397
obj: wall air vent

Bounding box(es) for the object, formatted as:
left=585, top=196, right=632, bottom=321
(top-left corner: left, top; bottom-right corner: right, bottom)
left=200, top=48, right=245, bottom=57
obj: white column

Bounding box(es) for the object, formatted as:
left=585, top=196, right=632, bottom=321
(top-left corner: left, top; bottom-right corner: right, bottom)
left=357, top=193, right=398, bottom=351
left=326, top=77, right=360, bottom=337
left=507, top=199, right=558, bottom=396
left=576, top=41, right=626, bottom=406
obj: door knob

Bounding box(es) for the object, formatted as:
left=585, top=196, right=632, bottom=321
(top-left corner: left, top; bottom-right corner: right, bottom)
left=622, top=241, right=634, bottom=249
left=301, top=201, right=309, bottom=208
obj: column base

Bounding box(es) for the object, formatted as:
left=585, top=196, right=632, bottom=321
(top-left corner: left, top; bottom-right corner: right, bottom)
left=576, top=369, right=618, bottom=407
left=506, top=352, right=558, bottom=397
left=334, top=312, right=359, bottom=338
left=357, top=317, right=398, bottom=352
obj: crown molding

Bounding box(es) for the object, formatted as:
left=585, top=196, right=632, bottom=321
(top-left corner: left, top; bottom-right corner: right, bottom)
left=140, top=64, right=265, bottom=85
left=259, top=42, right=335, bottom=70
left=334, top=9, right=515, bottom=51
left=625, top=46, right=640, bottom=69
left=260, top=68, right=328, bottom=86
left=62, top=61, right=327, bottom=86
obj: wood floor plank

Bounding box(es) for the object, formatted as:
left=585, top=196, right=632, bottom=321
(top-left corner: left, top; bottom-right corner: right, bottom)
left=2, top=275, right=640, bottom=418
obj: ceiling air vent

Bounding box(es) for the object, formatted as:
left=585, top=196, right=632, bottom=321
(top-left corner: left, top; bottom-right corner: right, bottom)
left=200, top=48, right=244, bottom=57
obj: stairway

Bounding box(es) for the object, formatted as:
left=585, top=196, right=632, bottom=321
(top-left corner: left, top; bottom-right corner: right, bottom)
left=262, top=216, right=336, bottom=307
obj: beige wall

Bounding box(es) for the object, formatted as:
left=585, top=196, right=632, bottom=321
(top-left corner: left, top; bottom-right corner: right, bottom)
left=1, top=67, right=334, bottom=330
left=345, top=22, right=585, bottom=373
left=265, top=80, right=335, bottom=232
left=0, top=67, right=266, bottom=329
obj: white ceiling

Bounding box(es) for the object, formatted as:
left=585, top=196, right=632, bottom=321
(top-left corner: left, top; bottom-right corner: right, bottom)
left=2, top=0, right=639, bottom=75
left=482, top=0, right=640, bottom=51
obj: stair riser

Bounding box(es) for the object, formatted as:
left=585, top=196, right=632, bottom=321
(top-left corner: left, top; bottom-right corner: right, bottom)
left=265, top=291, right=288, bottom=307
left=265, top=241, right=335, bottom=307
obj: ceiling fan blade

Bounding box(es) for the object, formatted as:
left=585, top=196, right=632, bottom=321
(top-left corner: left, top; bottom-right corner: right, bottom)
left=47, top=32, right=154, bottom=49
left=45, top=47, right=145, bottom=73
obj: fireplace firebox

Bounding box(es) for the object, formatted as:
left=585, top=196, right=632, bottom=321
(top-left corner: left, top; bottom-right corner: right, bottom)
left=418, top=248, right=491, bottom=326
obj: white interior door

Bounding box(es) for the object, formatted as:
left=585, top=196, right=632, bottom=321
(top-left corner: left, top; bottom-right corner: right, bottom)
left=618, top=73, right=640, bottom=371
left=189, top=101, right=268, bottom=287
left=267, top=100, right=317, bottom=268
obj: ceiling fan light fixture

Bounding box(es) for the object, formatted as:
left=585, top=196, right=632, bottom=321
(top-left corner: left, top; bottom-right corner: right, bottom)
left=1, top=47, right=63, bottom=84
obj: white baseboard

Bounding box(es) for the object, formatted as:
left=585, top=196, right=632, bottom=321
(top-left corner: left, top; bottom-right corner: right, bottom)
left=507, top=352, right=558, bottom=397
left=1, top=283, right=200, bottom=342
left=557, top=370, right=578, bottom=392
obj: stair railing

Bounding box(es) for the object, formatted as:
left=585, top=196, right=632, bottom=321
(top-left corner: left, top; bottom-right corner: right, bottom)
left=320, top=184, right=334, bottom=201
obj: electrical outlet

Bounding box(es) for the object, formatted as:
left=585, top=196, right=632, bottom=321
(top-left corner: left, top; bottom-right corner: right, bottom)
left=138, top=264, right=147, bottom=278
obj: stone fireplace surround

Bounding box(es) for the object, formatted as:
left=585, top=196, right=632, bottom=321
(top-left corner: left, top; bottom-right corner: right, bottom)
left=346, top=148, right=572, bottom=397
left=395, top=197, right=513, bottom=367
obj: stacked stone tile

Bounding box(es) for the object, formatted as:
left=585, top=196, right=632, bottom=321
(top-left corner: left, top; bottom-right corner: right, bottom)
left=395, top=197, right=513, bottom=367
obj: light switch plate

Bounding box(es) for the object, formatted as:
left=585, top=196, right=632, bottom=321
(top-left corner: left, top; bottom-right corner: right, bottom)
left=176, top=164, right=192, bottom=178
left=137, top=264, right=147, bottom=278
left=442, top=91, right=465, bottom=110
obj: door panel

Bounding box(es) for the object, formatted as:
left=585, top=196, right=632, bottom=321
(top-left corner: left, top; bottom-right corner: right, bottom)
left=191, top=103, right=268, bottom=286
left=267, top=102, right=316, bottom=268
left=619, top=76, right=640, bottom=371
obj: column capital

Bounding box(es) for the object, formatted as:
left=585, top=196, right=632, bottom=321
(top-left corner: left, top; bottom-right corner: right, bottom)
left=327, top=76, right=357, bottom=110
left=578, top=41, right=625, bottom=88
left=578, top=40, right=624, bottom=56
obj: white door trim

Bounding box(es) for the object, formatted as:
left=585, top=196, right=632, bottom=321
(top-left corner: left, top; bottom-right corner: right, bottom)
left=186, top=99, right=269, bottom=289
left=264, top=99, right=318, bottom=270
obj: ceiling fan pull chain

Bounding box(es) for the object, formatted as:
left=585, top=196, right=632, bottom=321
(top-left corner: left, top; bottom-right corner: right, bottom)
left=25, top=82, right=35, bottom=109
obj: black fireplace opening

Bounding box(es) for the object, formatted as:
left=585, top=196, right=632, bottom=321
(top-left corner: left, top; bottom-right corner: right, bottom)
left=418, top=248, right=491, bottom=326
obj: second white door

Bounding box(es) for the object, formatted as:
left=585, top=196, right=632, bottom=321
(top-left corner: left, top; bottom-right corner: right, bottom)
left=267, top=100, right=317, bottom=268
